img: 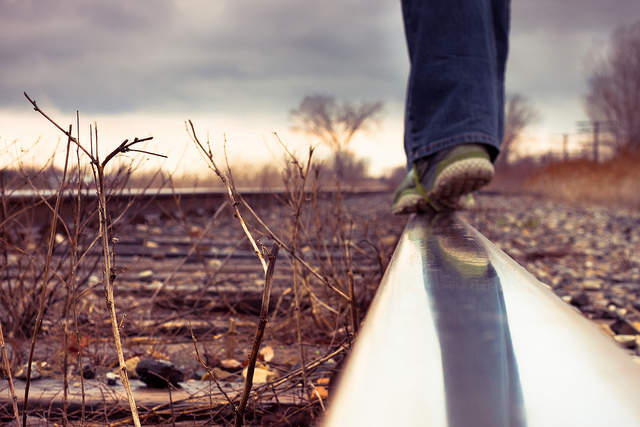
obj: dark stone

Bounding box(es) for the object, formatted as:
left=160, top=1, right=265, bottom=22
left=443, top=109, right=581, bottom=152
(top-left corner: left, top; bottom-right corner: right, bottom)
left=76, top=313, right=91, bottom=325
left=136, top=359, right=183, bottom=388
left=581, top=307, right=618, bottom=320
left=106, top=372, right=118, bottom=386
left=82, top=364, right=95, bottom=379
left=570, top=293, right=590, bottom=308
left=610, top=319, right=640, bottom=335
left=609, top=296, right=626, bottom=308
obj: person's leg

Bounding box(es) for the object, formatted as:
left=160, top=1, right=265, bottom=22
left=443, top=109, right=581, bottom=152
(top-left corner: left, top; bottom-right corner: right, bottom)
left=393, top=0, right=510, bottom=214
left=402, top=0, right=509, bottom=162
left=492, top=0, right=511, bottom=146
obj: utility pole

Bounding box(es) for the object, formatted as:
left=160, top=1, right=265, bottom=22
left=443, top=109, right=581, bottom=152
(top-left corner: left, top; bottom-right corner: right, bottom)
left=593, top=121, right=599, bottom=162
left=576, top=120, right=613, bottom=162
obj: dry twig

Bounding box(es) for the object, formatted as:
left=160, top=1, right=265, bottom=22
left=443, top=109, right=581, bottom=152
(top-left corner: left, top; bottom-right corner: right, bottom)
left=0, top=321, right=19, bottom=423
left=188, top=121, right=289, bottom=426
left=23, top=92, right=167, bottom=427
left=235, top=243, right=280, bottom=427
left=22, top=135, right=71, bottom=427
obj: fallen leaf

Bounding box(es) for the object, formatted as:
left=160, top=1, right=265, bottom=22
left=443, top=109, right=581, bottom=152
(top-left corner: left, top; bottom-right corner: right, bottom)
left=317, top=377, right=330, bottom=386
left=243, top=366, right=277, bottom=383
left=311, top=386, right=329, bottom=401
left=259, top=346, right=274, bottom=362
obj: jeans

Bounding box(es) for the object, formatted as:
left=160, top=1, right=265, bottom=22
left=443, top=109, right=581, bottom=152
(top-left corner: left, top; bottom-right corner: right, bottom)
left=401, top=0, right=510, bottom=166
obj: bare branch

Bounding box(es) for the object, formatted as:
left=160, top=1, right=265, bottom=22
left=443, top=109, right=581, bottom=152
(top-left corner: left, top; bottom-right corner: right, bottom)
left=23, top=92, right=93, bottom=161
left=289, top=95, right=384, bottom=154
left=235, top=243, right=280, bottom=427
left=187, top=120, right=269, bottom=272
left=497, top=93, right=541, bottom=166
left=584, top=20, right=640, bottom=149
left=23, top=132, right=72, bottom=426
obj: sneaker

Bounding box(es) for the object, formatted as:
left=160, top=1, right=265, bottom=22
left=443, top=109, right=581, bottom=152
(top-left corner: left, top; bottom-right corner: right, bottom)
left=392, top=144, right=494, bottom=215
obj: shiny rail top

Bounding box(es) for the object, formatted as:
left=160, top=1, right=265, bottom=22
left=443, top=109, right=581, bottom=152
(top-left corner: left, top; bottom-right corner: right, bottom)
left=324, top=213, right=640, bottom=427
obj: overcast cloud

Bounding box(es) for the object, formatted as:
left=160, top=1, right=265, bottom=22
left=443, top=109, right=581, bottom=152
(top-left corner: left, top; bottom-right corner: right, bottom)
left=0, top=0, right=406, bottom=114
left=1, top=0, right=639, bottom=172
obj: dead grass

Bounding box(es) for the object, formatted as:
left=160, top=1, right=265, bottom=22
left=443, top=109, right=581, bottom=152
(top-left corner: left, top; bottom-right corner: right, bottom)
left=493, top=150, right=640, bottom=209
left=0, top=109, right=399, bottom=425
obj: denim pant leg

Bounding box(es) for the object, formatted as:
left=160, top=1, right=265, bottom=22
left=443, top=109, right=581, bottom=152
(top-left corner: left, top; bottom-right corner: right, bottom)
left=401, top=0, right=510, bottom=166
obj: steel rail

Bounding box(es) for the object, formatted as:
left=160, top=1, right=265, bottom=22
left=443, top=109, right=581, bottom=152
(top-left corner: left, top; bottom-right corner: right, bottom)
left=324, top=213, right=640, bottom=427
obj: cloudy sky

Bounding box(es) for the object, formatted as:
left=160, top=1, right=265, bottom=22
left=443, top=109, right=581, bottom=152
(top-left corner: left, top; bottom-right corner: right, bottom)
left=1, top=0, right=638, bottom=177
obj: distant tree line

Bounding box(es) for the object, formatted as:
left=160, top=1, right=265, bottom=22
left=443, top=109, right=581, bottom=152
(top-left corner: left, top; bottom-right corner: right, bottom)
left=584, top=20, right=640, bottom=151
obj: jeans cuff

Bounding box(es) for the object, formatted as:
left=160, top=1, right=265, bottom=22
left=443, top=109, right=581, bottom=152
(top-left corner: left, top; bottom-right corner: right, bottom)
left=407, top=133, right=500, bottom=166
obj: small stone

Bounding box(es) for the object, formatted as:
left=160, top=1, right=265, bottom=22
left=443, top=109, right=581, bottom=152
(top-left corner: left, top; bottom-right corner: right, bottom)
left=202, top=367, right=235, bottom=381
left=614, top=335, right=638, bottom=349
left=136, top=359, right=183, bottom=388
left=580, top=279, right=602, bottom=291
left=106, top=372, right=118, bottom=385
left=570, top=293, right=590, bottom=307
left=598, top=323, right=616, bottom=338
left=242, top=366, right=276, bottom=384
left=149, top=226, right=163, bottom=235
left=220, top=359, right=243, bottom=371
left=609, top=297, right=626, bottom=308
left=301, top=246, right=314, bottom=260
left=208, top=259, right=222, bottom=268
left=593, top=296, right=609, bottom=309
left=138, top=270, right=154, bottom=281
left=15, top=363, right=41, bottom=381
left=611, top=319, right=640, bottom=335
left=242, top=363, right=277, bottom=384
left=82, top=364, right=95, bottom=379
left=125, top=357, right=141, bottom=379
left=259, top=346, right=275, bottom=362
left=595, top=308, right=618, bottom=320
left=188, top=226, right=204, bottom=237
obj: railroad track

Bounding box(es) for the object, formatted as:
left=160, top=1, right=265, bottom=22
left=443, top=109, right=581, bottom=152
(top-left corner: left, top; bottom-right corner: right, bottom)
left=4, top=188, right=640, bottom=425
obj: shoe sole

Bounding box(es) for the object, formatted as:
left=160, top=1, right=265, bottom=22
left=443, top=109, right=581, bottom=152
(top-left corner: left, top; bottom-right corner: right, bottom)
left=391, top=193, right=430, bottom=215
left=427, top=158, right=494, bottom=210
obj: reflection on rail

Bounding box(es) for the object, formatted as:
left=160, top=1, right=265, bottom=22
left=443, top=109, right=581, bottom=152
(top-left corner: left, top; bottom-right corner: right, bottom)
left=325, top=213, right=640, bottom=427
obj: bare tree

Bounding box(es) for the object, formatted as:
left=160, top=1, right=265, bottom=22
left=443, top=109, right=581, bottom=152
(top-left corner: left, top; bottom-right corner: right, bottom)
left=497, top=93, right=541, bottom=167
left=584, top=20, right=640, bottom=150
left=290, top=95, right=384, bottom=179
